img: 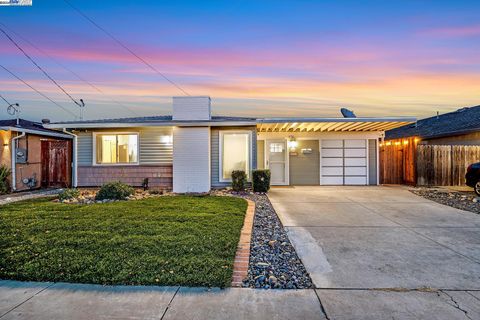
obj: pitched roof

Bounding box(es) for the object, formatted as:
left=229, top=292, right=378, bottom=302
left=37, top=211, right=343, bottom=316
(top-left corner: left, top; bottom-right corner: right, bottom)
left=48, top=115, right=257, bottom=125
left=385, top=105, right=480, bottom=140
left=0, top=118, right=72, bottom=138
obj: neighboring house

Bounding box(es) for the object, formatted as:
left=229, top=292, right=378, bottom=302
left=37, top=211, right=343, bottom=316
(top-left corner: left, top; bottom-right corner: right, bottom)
left=381, top=105, right=480, bottom=186
left=44, top=96, right=415, bottom=193
left=0, top=119, right=73, bottom=191
left=386, top=105, right=480, bottom=145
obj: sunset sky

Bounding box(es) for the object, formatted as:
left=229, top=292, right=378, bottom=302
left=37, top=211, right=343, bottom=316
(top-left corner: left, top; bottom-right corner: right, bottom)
left=0, top=0, right=479, bottom=121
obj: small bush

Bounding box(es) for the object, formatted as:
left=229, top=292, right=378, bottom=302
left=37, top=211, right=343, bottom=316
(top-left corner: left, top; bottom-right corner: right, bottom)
left=0, top=165, right=11, bottom=195
left=231, top=170, right=247, bottom=192
left=59, top=188, right=79, bottom=201
left=252, top=169, right=271, bottom=193
left=95, top=181, right=134, bottom=201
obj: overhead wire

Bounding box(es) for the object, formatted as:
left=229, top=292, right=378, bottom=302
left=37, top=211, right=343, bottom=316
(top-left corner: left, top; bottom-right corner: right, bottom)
left=63, top=0, right=190, bottom=96
left=0, top=64, right=77, bottom=117
left=0, top=22, right=140, bottom=117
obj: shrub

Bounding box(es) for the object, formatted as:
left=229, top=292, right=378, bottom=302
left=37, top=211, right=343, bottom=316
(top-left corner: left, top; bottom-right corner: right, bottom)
left=59, top=188, right=80, bottom=201
left=0, top=165, right=11, bottom=195
left=95, top=181, right=134, bottom=201
left=231, top=170, right=247, bottom=192
left=252, top=169, right=271, bottom=193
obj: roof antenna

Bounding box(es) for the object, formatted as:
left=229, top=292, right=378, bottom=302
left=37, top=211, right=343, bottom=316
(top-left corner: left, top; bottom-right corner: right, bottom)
left=436, top=111, right=439, bottom=119
left=76, top=99, right=85, bottom=120
left=6, top=102, right=20, bottom=125
left=340, top=108, right=357, bottom=118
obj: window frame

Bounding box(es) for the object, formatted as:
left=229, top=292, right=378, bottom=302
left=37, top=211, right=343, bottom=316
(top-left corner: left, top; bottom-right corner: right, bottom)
left=218, top=130, right=253, bottom=183
left=92, top=132, right=140, bottom=166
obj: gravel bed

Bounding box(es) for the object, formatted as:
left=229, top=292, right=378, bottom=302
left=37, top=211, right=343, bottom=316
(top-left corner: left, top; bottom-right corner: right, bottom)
left=410, top=188, right=480, bottom=214
left=236, top=192, right=313, bottom=289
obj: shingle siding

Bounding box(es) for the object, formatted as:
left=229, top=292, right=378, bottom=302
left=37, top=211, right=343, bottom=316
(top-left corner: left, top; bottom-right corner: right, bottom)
left=211, top=126, right=257, bottom=188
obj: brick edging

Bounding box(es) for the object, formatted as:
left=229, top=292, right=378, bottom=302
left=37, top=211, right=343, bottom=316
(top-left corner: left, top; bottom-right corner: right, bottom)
left=231, top=199, right=255, bottom=287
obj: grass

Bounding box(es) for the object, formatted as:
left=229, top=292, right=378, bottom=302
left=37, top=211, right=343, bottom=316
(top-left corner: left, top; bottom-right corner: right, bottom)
left=0, top=195, right=247, bottom=287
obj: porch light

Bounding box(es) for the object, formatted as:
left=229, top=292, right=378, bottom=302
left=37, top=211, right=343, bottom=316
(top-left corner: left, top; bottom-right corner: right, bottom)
left=287, top=135, right=298, bottom=150
left=394, top=141, right=401, bottom=146
left=403, top=140, right=409, bottom=145
left=385, top=141, right=392, bottom=146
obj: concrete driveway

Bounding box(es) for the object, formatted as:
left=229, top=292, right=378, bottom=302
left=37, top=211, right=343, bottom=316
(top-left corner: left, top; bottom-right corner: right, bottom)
left=269, top=185, right=480, bottom=319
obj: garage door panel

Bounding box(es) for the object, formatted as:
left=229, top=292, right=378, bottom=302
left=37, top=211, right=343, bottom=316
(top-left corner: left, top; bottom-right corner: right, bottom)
left=345, top=166, right=367, bottom=176
left=344, top=140, right=366, bottom=148
left=344, top=148, right=366, bottom=157
left=345, top=176, right=367, bottom=185
left=322, top=140, right=343, bottom=148
left=321, top=176, right=344, bottom=185
left=321, top=148, right=343, bottom=157
left=322, top=167, right=343, bottom=176
left=345, top=158, right=366, bottom=166
left=322, top=157, right=343, bottom=166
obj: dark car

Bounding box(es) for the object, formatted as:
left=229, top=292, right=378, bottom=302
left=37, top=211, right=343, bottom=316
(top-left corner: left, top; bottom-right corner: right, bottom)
left=466, top=162, right=480, bottom=196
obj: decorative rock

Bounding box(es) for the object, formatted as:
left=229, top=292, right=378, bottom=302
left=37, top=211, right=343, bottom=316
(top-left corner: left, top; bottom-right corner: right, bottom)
left=411, top=188, right=479, bottom=214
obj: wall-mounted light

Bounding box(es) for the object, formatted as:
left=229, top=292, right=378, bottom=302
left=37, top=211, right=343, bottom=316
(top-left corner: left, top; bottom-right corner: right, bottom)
left=2, top=142, right=8, bottom=147
left=160, top=135, right=173, bottom=144
left=403, top=140, right=409, bottom=145
left=287, top=135, right=297, bottom=151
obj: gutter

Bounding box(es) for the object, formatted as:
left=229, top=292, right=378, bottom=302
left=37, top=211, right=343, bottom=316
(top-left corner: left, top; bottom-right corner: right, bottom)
left=44, top=121, right=257, bottom=129
left=62, top=129, right=77, bottom=188
left=11, top=132, right=25, bottom=192
left=2, top=126, right=73, bottom=139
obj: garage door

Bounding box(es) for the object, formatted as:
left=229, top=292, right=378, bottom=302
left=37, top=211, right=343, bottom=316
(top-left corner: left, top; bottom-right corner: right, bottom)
left=320, top=139, right=367, bottom=185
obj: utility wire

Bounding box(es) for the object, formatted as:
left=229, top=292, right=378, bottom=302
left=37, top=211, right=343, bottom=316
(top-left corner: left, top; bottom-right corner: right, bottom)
left=0, top=22, right=140, bottom=117
left=0, top=93, right=12, bottom=106
left=0, top=64, right=77, bottom=117
left=63, top=0, right=190, bottom=96
left=0, top=26, right=84, bottom=108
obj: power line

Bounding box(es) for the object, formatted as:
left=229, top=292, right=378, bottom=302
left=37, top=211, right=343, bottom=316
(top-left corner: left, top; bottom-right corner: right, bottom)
left=63, top=0, right=190, bottom=96
left=0, top=64, right=77, bottom=117
left=0, top=22, right=140, bottom=117
left=0, top=26, right=84, bottom=109
left=0, top=93, right=13, bottom=106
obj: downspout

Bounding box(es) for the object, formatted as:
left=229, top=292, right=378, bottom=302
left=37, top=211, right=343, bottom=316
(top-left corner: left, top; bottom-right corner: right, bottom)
left=63, top=129, right=77, bottom=187
left=11, top=132, right=25, bottom=191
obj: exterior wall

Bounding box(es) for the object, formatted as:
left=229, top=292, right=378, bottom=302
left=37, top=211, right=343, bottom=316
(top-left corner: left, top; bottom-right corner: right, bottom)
left=258, top=131, right=382, bottom=186
left=77, top=165, right=172, bottom=188
left=368, top=139, right=377, bottom=185
left=257, top=140, right=265, bottom=169
left=76, top=127, right=173, bottom=166
left=0, top=130, right=11, bottom=168
left=172, top=96, right=211, bottom=121
left=173, top=127, right=210, bottom=193
left=289, top=140, right=320, bottom=185
left=422, top=131, right=480, bottom=146
left=211, top=126, right=257, bottom=188
left=75, top=127, right=174, bottom=188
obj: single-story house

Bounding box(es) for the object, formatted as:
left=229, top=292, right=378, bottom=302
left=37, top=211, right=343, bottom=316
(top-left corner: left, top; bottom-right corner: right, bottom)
left=386, top=105, right=480, bottom=145
left=44, top=96, right=415, bottom=193
left=0, top=119, right=73, bottom=191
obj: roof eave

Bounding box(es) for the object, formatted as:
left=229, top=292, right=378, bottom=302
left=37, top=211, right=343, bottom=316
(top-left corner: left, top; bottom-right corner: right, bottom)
left=1, top=126, right=73, bottom=139
left=44, top=120, right=257, bottom=129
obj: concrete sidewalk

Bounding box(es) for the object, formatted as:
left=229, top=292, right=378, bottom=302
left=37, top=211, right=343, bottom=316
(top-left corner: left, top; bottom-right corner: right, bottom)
left=1, top=281, right=479, bottom=319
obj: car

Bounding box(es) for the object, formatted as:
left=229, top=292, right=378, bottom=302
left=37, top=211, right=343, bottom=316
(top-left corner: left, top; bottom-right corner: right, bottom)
left=465, top=162, right=480, bottom=196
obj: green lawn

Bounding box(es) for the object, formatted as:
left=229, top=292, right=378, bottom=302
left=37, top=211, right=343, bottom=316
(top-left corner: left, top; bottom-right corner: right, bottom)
left=0, top=195, right=247, bottom=287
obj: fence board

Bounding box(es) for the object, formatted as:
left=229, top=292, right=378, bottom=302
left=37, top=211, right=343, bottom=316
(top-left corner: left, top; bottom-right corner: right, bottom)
left=416, top=145, right=480, bottom=186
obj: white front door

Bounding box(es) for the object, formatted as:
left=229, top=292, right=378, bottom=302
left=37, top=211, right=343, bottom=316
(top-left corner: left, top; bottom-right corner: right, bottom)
left=266, top=140, right=288, bottom=185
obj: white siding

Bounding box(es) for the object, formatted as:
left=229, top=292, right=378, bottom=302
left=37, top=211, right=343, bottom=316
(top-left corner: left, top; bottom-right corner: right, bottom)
left=173, top=127, right=210, bottom=193
left=172, top=96, right=211, bottom=121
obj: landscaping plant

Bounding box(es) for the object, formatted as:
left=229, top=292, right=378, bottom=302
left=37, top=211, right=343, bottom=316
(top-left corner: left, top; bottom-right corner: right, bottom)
left=231, top=170, right=247, bottom=192
left=0, top=165, right=11, bottom=195
left=252, top=169, right=271, bottom=193
left=95, top=181, right=134, bottom=200
left=58, top=188, right=80, bottom=201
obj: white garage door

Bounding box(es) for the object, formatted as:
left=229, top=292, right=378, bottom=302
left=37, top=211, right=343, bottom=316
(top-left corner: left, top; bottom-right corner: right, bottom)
left=321, top=139, right=367, bottom=185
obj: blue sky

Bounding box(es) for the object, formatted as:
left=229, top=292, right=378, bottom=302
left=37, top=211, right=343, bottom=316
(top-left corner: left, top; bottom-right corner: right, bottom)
left=0, top=0, right=479, bottom=121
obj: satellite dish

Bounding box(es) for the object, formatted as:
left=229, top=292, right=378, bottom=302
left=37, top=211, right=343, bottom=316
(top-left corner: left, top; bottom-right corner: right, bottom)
left=340, top=108, right=356, bottom=118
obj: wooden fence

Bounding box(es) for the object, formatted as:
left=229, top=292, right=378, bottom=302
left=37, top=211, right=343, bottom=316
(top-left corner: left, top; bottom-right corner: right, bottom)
left=416, top=145, right=480, bottom=186
left=379, top=137, right=418, bottom=185
left=380, top=140, right=480, bottom=186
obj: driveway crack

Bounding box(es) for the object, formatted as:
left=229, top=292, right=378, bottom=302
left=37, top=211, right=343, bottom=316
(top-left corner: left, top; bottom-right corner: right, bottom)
left=314, top=290, right=331, bottom=320
left=159, top=286, right=180, bottom=320
left=441, top=290, right=473, bottom=320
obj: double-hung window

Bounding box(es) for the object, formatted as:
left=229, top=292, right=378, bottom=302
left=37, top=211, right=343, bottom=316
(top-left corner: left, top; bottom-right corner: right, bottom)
left=94, top=133, right=139, bottom=165
left=219, top=131, right=252, bottom=181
